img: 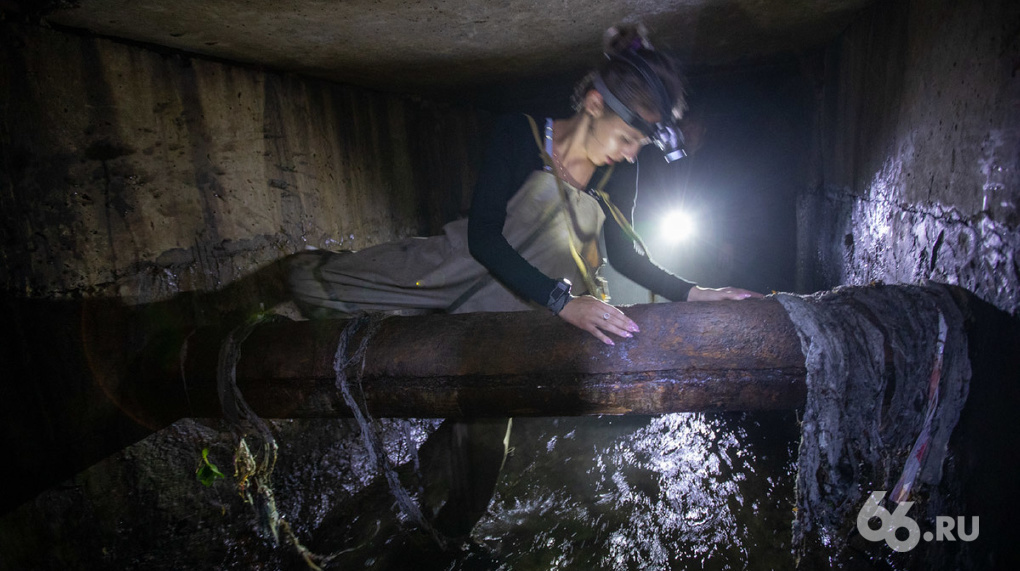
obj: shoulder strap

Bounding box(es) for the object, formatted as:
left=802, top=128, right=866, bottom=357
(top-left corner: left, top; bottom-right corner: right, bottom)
left=528, top=114, right=607, bottom=299
left=522, top=114, right=637, bottom=300
left=525, top=114, right=556, bottom=171
left=591, top=185, right=649, bottom=256
left=527, top=113, right=616, bottom=194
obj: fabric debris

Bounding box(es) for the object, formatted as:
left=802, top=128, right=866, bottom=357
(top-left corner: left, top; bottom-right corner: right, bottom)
left=776, top=283, right=971, bottom=566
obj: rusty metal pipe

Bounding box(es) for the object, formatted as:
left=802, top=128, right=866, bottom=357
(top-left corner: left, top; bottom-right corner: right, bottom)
left=169, top=299, right=807, bottom=419
left=3, top=296, right=807, bottom=511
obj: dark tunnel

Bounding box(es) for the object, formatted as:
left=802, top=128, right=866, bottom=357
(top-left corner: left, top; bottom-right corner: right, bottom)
left=1, top=0, right=1018, bottom=569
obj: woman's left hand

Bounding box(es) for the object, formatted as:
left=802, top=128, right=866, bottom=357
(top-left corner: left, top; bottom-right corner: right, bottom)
left=686, top=285, right=764, bottom=301
left=557, top=295, right=639, bottom=346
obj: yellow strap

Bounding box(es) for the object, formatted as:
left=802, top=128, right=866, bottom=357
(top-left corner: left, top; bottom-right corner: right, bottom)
left=524, top=115, right=612, bottom=299
left=530, top=111, right=648, bottom=257
left=529, top=116, right=644, bottom=252
left=590, top=187, right=650, bottom=257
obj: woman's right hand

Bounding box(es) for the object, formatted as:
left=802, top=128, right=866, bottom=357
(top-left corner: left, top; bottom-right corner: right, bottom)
left=686, top=285, right=764, bottom=301
left=557, top=295, right=639, bottom=346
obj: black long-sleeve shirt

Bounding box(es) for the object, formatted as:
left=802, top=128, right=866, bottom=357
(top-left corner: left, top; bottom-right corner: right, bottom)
left=467, top=114, right=695, bottom=308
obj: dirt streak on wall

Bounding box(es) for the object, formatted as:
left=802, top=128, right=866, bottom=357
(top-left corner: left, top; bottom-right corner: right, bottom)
left=0, top=23, right=481, bottom=304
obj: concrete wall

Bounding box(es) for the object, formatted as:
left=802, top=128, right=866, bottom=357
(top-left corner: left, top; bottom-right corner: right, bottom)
left=0, top=23, right=481, bottom=304
left=0, top=20, right=484, bottom=519
left=798, top=0, right=1020, bottom=315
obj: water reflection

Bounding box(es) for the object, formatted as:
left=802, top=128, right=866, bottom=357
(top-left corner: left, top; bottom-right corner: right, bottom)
left=470, top=412, right=798, bottom=570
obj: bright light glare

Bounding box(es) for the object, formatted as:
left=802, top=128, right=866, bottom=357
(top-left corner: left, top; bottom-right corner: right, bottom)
left=660, top=209, right=695, bottom=244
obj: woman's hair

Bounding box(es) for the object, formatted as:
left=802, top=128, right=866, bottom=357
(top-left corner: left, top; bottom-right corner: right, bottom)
left=572, top=23, right=687, bottom=120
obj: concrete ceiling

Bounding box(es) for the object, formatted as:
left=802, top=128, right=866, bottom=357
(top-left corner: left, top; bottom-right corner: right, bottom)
left=40, top=0, right=876, bottom=96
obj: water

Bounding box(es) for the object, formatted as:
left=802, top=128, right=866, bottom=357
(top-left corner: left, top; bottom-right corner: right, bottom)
left=0, top=401, right=800, bottom=570
left=269, top=286, right=799, bottom=567
left=322, top=412, right=800, bottom=570
left=466, top=413, right=800, bottom=570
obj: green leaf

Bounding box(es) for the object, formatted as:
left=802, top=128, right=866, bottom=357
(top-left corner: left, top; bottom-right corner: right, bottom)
left=196, top=447, right=226, bottom=487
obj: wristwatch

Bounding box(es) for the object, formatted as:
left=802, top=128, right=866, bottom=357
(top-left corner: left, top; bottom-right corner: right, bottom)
left=546, top=279, right=573, bottom=315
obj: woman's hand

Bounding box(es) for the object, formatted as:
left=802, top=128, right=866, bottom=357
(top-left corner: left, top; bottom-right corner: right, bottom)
left=557, top=295, right=639, bottom=346
left=686, top=285, right=764, bottom=301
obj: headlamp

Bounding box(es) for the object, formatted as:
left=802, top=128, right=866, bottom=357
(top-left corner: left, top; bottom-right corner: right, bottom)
left=652, top=122, right=687, bottom=162
left=592, top=53, right=687, bottom=163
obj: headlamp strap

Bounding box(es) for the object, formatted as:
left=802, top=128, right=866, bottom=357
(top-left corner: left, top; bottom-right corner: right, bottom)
left=592, top=74, right=653, bottom=136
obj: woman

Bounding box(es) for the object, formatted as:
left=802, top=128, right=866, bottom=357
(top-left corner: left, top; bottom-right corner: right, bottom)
left=289, top=24, right=761, bottom=344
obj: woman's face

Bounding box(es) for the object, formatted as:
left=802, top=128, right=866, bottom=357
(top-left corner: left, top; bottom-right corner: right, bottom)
left=584, top=98, right=660, bottom=166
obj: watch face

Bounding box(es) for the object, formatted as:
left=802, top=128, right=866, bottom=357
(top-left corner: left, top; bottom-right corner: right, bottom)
left=554, top=281, right=570, bottom=298
left=547, top=280, right=572, bottom=312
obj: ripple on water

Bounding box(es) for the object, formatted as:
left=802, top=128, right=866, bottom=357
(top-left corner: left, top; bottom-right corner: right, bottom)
left=469, top=412, right=799, bottom=570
